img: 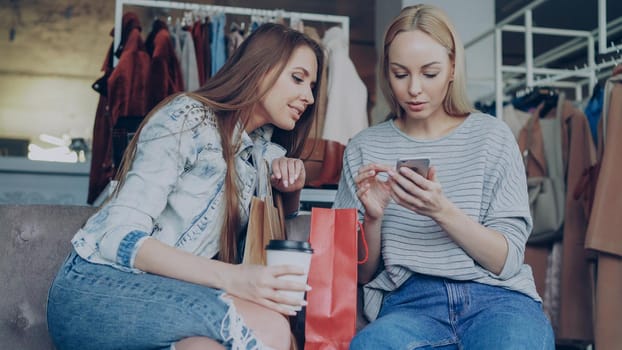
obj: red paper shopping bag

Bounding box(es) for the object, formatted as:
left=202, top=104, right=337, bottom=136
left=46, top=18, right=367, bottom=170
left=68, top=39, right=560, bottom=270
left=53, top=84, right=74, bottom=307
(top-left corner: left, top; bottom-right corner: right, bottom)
left=304, top=207, right=366, bottom=350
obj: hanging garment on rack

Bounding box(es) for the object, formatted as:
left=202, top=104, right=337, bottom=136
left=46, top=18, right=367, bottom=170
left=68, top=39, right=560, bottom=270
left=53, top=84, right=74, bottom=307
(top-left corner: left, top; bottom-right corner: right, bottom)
left=308, top=27, right=367, bottom=188
left=108, top=17, right=151, bottom=178
left=191, top=19, right=208, bottom=86
left=583, top=82, right=604, bottom=146
left=474, top=100, right=496, bottom=117
left=173, top=21, right=200, bottom=92
left=88, top=34, right=115, bottom=204
left=583, top=69, right=622, bottom=350
left=304, top=27, right=328, bottom=138
left=518, top=97, right=596, bottom=343
left=145, top=19, right=184, bottom=111
left=523, top=93, right=565, bottom=245
left=291, top=16, right=304, bottom=33
left=300, top=26, right=331, bottom=188
left=226, top=23, right=245, bottom=58
left=88, top=12, right=149, bottom=204
left=513, top=87, right=559, bottom=118
left=321, top=26, right=368, bottom=146
left=502, top=104, right=531, bottom=139
left=108, top=19, right=150, bottom=123
left=210, top=12, right=227, bottom=76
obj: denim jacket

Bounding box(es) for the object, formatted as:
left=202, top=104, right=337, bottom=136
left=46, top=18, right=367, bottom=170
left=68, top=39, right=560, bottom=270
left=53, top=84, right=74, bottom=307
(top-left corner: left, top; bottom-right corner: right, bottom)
left=72, top=94, right=286, bottom=272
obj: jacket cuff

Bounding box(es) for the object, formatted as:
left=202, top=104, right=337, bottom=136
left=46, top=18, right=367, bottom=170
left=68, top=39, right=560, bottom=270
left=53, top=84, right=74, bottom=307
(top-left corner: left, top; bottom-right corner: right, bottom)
left=116, top=230, right=150, bottom=269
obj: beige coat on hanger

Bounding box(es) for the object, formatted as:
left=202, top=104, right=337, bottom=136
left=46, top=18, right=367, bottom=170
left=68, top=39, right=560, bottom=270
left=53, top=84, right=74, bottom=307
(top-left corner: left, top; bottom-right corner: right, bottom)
left=584, top=68, right=622, bottom=350
left=518, top=98, right=596, bottom=344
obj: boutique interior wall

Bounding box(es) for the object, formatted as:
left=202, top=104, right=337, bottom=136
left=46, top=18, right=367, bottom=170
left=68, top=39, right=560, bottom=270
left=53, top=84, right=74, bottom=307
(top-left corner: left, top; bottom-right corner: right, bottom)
left=0, top=1, right=113, bottom=148
left=0, top=0, right=375, bottom=151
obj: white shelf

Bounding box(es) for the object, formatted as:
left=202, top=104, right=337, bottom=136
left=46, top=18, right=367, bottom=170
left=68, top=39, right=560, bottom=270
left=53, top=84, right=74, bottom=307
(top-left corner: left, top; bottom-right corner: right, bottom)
left=300, top=188, right=336, bottom=204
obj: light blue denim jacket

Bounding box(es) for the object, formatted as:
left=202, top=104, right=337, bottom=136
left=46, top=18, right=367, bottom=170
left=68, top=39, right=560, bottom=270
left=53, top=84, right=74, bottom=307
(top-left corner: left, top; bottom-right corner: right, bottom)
left=72, top=94, right=286, bottom=273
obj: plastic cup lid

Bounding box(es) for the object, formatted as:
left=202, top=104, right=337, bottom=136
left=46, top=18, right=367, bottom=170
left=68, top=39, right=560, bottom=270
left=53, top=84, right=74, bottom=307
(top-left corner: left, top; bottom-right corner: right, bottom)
left=266, top=239, right=313, bottom=253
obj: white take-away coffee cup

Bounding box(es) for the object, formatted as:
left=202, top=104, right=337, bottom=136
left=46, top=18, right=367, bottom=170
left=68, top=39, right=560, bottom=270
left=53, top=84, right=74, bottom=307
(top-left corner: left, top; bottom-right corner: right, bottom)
left=265, top=239, right=313, bottom=311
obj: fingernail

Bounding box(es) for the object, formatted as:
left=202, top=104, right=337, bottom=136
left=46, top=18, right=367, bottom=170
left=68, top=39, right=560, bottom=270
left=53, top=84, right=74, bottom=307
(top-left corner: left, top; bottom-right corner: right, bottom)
left=301, top=300, right=308, bottom=306
left=305, top=285, right=312, bottom=291
left=283, top=181, right=289, bottom=187
left=290, top=177, right=295, bottom=184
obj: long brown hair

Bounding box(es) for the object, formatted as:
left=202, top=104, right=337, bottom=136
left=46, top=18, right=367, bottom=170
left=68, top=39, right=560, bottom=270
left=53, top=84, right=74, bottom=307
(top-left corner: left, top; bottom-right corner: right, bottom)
left=381, top=4, right=474, bottom=119
left=113, top=23, right=325, bottom=264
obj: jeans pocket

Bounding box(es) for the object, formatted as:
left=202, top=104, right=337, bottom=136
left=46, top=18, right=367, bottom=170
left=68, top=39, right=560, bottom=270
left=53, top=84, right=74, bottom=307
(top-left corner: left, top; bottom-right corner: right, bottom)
left=63, top=251, right=96, bottom=278
left=47, top=253, right=76, bottom=307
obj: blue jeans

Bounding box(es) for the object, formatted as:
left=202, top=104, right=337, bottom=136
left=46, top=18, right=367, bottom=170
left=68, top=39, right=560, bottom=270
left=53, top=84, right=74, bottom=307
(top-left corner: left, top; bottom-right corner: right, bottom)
left=47, top=250, right=264, bottom=350
left=350, top=273, right=554, bottom=350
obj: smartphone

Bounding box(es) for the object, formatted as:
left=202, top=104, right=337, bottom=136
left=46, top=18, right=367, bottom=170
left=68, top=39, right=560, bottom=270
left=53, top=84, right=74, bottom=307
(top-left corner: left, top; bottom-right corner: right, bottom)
left=396, top=157, right=431, bottom=177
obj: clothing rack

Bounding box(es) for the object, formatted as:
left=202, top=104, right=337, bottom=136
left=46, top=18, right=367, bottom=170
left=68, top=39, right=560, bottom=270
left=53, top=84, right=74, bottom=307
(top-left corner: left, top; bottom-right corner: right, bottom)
left=466, top=0, right=621, bottom=119
left=113, top=0, right=350, bottom=66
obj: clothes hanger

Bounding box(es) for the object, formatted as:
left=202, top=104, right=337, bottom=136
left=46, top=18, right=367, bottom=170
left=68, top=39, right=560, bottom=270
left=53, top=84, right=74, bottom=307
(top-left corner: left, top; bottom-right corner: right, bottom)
left=536, top=87, right=558, bottom=118
left=511, top=86, right=558, bottom=117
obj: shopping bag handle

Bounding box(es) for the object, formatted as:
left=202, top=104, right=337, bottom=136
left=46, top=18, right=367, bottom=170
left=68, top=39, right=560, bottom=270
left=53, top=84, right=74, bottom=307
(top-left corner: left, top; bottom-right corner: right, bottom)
left=357, top=221, right=368, bottom=264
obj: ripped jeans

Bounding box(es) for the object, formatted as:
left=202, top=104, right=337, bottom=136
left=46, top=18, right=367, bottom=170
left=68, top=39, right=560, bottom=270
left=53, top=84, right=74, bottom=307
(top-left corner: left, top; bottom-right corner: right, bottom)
left=47, top=250, right=269, bottom=350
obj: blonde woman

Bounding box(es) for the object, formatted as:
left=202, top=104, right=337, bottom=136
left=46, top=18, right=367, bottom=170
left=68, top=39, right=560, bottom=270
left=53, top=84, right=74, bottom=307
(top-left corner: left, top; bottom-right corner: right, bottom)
left=47, top=23, right=324, bottom=350
left=334, top=5, right=554, bottom=349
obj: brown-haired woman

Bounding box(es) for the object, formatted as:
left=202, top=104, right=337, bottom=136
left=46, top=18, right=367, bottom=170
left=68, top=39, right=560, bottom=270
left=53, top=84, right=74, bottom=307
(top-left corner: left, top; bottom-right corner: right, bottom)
left=47, top=23, right=324, bottom=350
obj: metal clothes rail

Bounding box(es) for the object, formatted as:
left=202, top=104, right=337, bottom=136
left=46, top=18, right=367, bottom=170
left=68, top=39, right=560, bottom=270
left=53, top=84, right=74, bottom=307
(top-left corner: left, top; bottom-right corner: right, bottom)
left=466, top=0, right=621, bottom=119
left=113, top=0, right=350, bottom=66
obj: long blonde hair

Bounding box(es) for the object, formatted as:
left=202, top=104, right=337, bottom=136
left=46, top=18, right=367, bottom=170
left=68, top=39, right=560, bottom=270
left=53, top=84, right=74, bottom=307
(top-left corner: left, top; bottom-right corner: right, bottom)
left=113, top=23, right=325, bottom=264
left=381, top=4, right=474, bottom=119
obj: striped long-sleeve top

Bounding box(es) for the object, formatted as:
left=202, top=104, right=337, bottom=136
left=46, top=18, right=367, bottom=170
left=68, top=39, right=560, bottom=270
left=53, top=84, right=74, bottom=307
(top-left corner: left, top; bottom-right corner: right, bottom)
left=333, top=113, right=540, bottom=321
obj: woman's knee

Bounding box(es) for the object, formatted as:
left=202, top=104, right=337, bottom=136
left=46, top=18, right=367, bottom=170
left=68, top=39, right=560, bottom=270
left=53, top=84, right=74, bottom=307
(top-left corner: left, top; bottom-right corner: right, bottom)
left=226, top=296, right=291, bottom=350
left=175, top=336, right=225, bottom=350
left=251, top=310, right=291, bottom=350
left=349, top=332, right=367, bottom=350
left=349, top=325, right=385, bottom=350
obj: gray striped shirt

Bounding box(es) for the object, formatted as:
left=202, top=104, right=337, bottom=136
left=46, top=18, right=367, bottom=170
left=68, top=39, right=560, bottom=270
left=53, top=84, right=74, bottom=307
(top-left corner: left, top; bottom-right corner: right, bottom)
left=333, top=113, right=540, bottom=321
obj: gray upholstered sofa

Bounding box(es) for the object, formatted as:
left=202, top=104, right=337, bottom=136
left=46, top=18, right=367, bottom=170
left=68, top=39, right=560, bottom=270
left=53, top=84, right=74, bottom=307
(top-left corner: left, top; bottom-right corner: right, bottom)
left=0, top=204, right=366, bottom=349
left=1, top=205, right=97, bottom=349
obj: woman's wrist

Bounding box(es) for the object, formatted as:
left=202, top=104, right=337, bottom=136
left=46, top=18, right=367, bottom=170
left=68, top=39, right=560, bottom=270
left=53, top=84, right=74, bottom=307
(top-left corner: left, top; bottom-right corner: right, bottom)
left=431, top=198, right=460, bottom=226
left=209, top=259, right=236, bottom=292
left=363, top=212, right=383, bottom=226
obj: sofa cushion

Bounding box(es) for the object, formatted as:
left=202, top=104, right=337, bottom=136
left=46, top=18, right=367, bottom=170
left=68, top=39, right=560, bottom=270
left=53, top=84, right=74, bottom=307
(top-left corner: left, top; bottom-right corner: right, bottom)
left=0, top=205, right=96, bottom=350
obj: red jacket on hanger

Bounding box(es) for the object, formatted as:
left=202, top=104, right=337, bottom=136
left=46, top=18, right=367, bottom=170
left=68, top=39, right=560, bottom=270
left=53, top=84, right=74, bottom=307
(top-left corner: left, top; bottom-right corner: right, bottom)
left=191, top=20, right=207, bottom=87
left=108, top=19, right=150, bottom=127
left=88, top=12, right=148, bottom=204
left=146, top=20, right=184, bottom=111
